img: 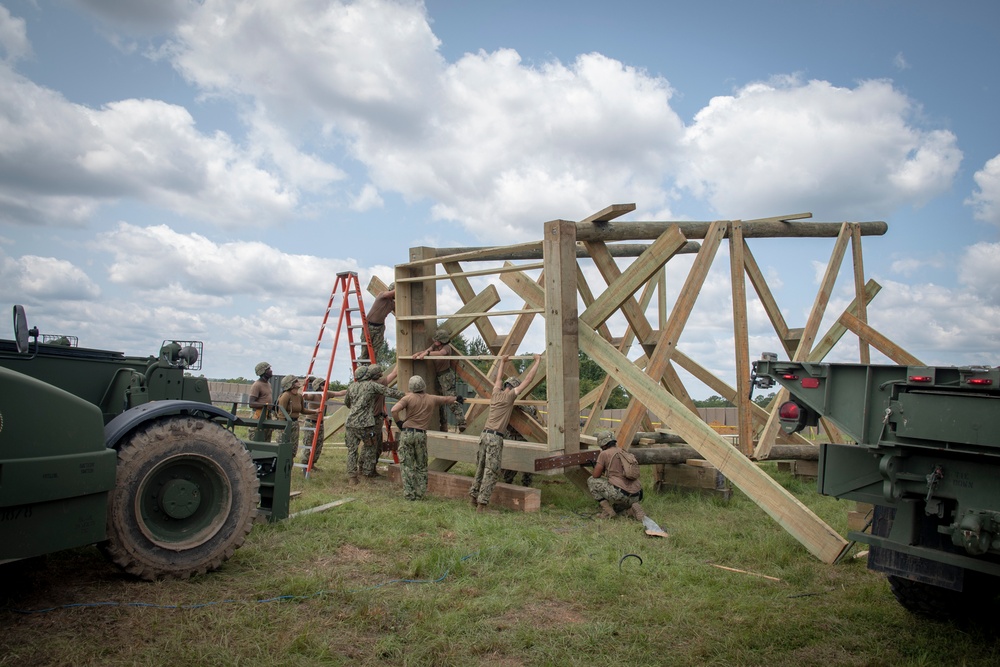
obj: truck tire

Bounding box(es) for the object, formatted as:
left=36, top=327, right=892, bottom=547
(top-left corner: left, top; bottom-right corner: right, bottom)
left=887, top=573, right=1000, bottom=620
left=102, top=416, right=259, bottom=580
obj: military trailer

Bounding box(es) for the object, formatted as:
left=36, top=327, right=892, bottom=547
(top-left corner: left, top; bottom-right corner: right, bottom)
left=0, top=305, right=293, bottom=580
left=753, top=356, right=1000, bottom=618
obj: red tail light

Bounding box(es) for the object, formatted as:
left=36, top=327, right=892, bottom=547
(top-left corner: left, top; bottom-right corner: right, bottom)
left=967, top=378, right=993, bottom=386
left=779, top=402, right=800, bottom=420
left=909, top=376, right=932, bottom=382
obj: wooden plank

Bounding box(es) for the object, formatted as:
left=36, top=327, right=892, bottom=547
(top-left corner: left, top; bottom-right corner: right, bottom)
left=396, top=262, right=544, bottom=282
left=579, top=225, right=687, bottom=329
left=428, top=242, right=700, bottom=262
left=442, top=260, right=500, bottom=351
left=576, top=263, right=613, bottom=342
left=729, top=221, right=754, bottom=455
left=425, top=431, right=557, bottom=473
left=579, top=203, right=636, bottom=224
left=578, top=324, right=849, bottom=564
left=809, top=280, right=882, bottom=361
left=850, top=224, right=871, bottom=364
left=616, top=221, right=728, bottom=448
left=543, top=220, right=581, bottom=457
left=840, top=312, right=923, bottom=365
left=386, top=465, right=541, bottom=512
left=405, top=240, right=545, bottom=267
left=743, top=240, right=790, bottom=350
left=757, top=224, right=851, bottom=457
left=431, top=285, right=502, bottom=340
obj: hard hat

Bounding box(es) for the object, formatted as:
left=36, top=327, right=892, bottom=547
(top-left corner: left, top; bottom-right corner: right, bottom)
left=368, top=365, right=383, bottom=380
left=432, top=329, right=450, bottom=343
left=388, top=282, right=395, bottom=290
left=255, top=361, right=271, bottom=376
left=354, top=366, right=368, bottom=381
left=280, top=374, right=299, bottom=391
left=596, top=430, right=617, bottom=449
left=408, top=375, right=426, bottom=392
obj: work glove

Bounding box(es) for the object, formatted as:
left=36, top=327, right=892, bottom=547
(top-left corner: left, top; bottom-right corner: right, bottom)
left=455, top=395, right=466, bottom=405
left=395, top=420, right=405, bottom=431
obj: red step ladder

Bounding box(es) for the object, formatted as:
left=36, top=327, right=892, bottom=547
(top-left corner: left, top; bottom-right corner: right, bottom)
left=301, top=271, right=397, bottom=477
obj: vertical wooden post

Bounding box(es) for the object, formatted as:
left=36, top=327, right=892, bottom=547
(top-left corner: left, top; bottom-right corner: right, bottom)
left=850, top=224, right=871, bottom=364
left=729, top=221, right=754, bottom=456
left=403, top=246, right=442, bottom=430
left=543, top=220, right=581, bottom=469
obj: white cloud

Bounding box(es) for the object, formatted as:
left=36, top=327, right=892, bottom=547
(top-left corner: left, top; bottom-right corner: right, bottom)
left=95, top=222, right=358, bottom=298
left=0, top=252, right=101, bottom=300
left=0, top=6, right=29, bottom=63
left=893, top=52, right=910, bottom=70
left=966, top=154, right=1000, bottom=227
left=957, top=242, right=1000, bottom=306
left=350, top=183, right=383, bottom=212
left=677, top=77, right=962, bottom=220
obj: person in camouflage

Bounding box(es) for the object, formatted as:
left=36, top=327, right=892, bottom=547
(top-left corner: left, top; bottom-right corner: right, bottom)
left=344, top=365, right=404, bottom=486
left=470, top=353, right=542, bottom=512
left=391, top=375, right=464, bottom=500
left=588, top=430, right=645, bottom=521
left=248, top=361, right=275, bottom=442
left=362, top=364, right=399, bottom=478
left=301, top=377, right=346, bottom=470
left=276, top=374, right=316, bottom=455
left=362, top=284, right=394, bottom=361
left=413, top=329, right=467, bottom=431
left=501, top=404, right=539, bottom=487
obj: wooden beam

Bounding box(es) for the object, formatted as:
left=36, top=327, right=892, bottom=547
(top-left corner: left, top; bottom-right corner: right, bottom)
left=429, top=241, right=701, bottom=262
left=729, top=221, right=755, bottom=456
left=442, top=260, right=500, bottom=348
left=743, top=241, right=790, bottom=346
left=578, top=325, right=849, bottom=564
left=579, top=203, right=636, bottom=224
left=396, top=262, right=544, bottom=282
left=579, top=225, right=687, bottom=330
left=387, top=464, right=542, bottom=512
left=576, top=217, right=888, bottom=242
left=616, top=221, right=728, bottom=448
left=583, top=239, right=657, bottom=349
left=850, top=224, right=871, bottom=364
left=543, top=220, right=581, bottom=456
left=808, top=280, right=882, bottom=362
left=840, top=312, right=923, bottom=366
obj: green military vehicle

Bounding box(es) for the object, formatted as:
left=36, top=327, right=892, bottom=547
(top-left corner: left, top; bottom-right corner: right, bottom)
left=0, top=306, right=293, bottom=580
left=753, top=356, right=1000, bottom=618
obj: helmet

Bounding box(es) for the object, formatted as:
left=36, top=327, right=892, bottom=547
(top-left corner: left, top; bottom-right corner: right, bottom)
left=280, top=374, right=299, bottom=391
left=255, top=361, right=271, bottom=377
left=432, top=329, right=450, bottom=343
left=503, top=376, right=521, bottom=388
left=368, top=365, right=383, bottom=380
left=354, top=366, right=368, bottom=381
left=310, top=377, right=324, bottom=391
left=408, top=375, right=426, bottom=392
left=388, top=282, right=395, bottom=291
left=596, top=430, right=617, bottom=449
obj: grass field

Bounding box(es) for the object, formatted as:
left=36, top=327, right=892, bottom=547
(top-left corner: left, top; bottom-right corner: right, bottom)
left=3, top=447, right=999, bottom=667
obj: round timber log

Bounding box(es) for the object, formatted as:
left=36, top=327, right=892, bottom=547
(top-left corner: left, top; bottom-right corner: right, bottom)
left=629, top=443, right=819, bottom=465
left=576, top=220, right=888, bottom=242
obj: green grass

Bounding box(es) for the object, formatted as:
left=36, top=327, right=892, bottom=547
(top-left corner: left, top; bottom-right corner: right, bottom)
left=3, top=453, right=999, bottom=666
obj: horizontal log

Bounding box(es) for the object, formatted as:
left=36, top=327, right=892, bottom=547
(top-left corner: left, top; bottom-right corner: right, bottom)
left=576, top=219, right=887, bottom=242
left=431, top=241, right=701, bottom=261
left=534, top=443, right=819, bottom=470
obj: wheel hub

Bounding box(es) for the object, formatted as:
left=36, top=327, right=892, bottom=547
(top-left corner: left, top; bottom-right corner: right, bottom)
left=159, top=478, right=201, bottom=519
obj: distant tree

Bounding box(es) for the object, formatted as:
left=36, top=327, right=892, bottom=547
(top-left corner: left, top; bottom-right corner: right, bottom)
left=694, top=395, right=735, bottom=408
left=753, top=392, right=776, bottom=408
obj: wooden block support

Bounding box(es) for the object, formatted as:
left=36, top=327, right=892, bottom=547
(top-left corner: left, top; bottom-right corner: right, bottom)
left=791, top=460, right=818, bottom=479
left=387, top=464, right=541, bottom=512
left=848, top=502, right=874, bottom=533
left=658, top=462, right=732, bottom=500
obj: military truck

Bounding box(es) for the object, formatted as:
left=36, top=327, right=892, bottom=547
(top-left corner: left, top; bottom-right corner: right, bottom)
left=752, top=356, right=1000, bottom=618
left=0, top=305, right=293, bottom=580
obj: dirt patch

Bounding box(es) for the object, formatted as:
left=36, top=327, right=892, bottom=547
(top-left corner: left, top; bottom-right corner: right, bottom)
left=495, top=599, right=586, bottom=630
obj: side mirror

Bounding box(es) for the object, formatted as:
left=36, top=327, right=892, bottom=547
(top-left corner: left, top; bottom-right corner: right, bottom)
left=12, top=305, right=31, bottom=354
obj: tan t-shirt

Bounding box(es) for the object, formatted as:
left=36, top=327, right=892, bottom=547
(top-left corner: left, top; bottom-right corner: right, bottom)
left=596, top=446, right=642, bottom=495
left=394, top=392, right=454, bottom=430
left=483, top=386, right=517, bottom=432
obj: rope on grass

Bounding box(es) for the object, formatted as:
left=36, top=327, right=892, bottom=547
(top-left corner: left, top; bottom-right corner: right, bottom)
left=1, top=552, right=479, bottom=615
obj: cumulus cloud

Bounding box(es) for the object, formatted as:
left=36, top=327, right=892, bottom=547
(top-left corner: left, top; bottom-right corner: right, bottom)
left=0, top=5, right=30, bottom=62
left=71, top=0, right=195, bottom=34
left=0, top=252, right=101, bottom=301
left=957, top=242, right=1000, bottom=306
left=966, top=154, right=1000, bottom=226
left=350, top=183, right=384, bottom=212
left=94, top=222, right=359, bottom=297
left=677, top=77, right=962, bottom=220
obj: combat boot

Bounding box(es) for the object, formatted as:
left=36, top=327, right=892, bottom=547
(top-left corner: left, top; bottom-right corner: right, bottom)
left=597, top=500, right=616, bottom=519
left=628, top=502, right=646, bottom=522
left=348, top=475, right=359, bottom=487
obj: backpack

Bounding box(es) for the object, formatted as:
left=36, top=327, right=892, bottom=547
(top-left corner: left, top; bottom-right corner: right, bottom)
left=615, top=449, right=641, bottom=480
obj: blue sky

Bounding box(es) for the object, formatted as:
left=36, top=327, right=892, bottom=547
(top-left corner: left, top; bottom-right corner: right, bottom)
left=1, top=0, right=998, bottom=390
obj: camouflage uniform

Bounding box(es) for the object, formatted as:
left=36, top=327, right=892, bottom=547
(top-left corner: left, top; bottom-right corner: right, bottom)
left=344, top=376, right=404, bottom=480
left=469, top=431, right=505, bottom=505
left=502, top=405, right=537, bottom=487
left=435, top=367, right=467, bottom=429
left=398, top=429, right=429, bottom=501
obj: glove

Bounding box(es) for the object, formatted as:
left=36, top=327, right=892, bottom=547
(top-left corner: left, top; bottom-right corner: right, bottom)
left=395, top=420, right=404, bottom=431
left=455, top=395, right=465, bottom=405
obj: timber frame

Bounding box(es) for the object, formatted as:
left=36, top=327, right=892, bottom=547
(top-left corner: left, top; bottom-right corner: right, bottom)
left=387, top=203, right=917, bottom=564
